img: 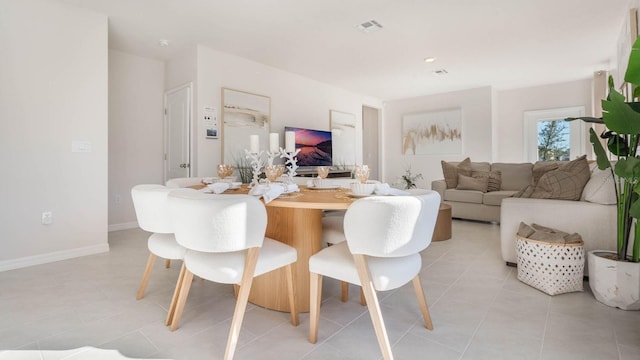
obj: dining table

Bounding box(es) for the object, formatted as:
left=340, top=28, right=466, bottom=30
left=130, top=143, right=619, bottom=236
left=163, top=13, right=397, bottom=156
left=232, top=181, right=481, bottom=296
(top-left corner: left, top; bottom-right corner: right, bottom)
left=195, top=182, right=356, bottom=312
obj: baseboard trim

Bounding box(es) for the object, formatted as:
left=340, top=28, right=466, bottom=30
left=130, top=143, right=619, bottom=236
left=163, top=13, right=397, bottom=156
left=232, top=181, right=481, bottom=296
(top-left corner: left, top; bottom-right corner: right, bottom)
left=108, top=221, right=138, bottom=232
left=0, top=243, right=110, bottom=272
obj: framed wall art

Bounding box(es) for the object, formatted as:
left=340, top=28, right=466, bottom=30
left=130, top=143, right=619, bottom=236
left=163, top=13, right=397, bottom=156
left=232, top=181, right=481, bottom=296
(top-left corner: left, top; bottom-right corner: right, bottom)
left=401, top=108, right=462, bottom=155
left=221, top=88, right=271, bottom=163
left=330, top=110, right=356, bottom=166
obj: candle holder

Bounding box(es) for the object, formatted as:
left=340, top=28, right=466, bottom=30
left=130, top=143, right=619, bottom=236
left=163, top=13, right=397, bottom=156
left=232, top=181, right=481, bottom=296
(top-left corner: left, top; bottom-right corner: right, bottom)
left=266, top=151, right=279, bottom=166
left=279, top=147, right=301, bottom=183
left=245, top=149, right=266, bottom=188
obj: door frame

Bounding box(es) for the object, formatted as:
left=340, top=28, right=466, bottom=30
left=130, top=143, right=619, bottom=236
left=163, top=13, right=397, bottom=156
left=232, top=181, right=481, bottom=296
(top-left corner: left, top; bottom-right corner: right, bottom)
left=163, top=83, right=193, bottom=183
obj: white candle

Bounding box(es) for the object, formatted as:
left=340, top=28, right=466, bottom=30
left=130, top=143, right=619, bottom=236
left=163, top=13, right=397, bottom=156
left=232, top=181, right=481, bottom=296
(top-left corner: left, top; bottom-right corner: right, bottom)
left=269, top=133, right=279, bottom=153
left=285, top=131, right=295, bottom=152
left=250, top=135, right=259, bottom=153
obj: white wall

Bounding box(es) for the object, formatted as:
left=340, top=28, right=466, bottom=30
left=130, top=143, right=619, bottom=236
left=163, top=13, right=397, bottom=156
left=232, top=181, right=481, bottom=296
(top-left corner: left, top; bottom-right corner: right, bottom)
left=108, top=50, right=165, bottom=229
left=0, top=0, right=109, bottom=270
left=194, top=45, right=382, bottom=177
left=495, top=79, right=593, bottom=162
left=382, top=87, right=493, bottom=188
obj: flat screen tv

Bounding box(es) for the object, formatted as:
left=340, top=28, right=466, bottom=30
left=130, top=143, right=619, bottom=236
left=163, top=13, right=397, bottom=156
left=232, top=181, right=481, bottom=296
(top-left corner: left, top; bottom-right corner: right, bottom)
left=285, top=126, right=332, bottom=167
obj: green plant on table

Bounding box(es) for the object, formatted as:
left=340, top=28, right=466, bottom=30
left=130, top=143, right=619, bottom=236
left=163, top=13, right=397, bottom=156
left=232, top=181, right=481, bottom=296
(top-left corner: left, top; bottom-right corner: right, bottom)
left=231, top=152, right=253, bottom=184
left=399, top=164, right=423, bottom=189
left=567, top=38, right=640, bottom=263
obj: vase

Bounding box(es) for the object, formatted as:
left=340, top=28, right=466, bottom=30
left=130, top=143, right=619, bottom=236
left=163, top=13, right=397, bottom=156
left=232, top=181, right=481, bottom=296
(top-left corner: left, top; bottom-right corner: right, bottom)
left=588, top=250, right=640, bottom=310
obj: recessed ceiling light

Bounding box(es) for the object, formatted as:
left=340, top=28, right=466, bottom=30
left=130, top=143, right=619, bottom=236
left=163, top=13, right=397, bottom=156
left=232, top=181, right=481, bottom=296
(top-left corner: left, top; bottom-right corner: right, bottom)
left=433, top=69, right=448, bottom=75
left=158, top=39, right=170, bottom=47
left=424, top=57, right=436, bottom=63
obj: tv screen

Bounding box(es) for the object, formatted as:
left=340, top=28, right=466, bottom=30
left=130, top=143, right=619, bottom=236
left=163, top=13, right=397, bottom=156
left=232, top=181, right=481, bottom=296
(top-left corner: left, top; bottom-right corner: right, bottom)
left=285, top=126, right=332, bottom=167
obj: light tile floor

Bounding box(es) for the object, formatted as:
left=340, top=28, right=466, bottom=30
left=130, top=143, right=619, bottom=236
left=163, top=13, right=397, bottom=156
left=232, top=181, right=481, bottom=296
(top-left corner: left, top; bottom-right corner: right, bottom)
left=1, top=220, right=639, bottom=360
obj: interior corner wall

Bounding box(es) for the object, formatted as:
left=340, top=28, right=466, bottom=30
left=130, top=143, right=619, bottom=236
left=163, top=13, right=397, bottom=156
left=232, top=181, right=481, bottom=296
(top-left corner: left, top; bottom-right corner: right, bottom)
left=495, top=79, right=593, bottom=163
left=108, top=50, right=165, bottom=229
left=0, top=0, right=109, bottom=271
left=194, top=45, right=382, bottom=177
left=382, top=87, right=493, bottom=188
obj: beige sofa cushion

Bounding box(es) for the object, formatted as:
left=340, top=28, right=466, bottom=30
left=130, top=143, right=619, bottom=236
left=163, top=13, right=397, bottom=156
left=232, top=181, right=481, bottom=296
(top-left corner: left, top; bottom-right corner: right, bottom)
left=483, top=190, right=517, bottom=206
left=441, top=157, right=471, bottom=188
left=443, top=188, right=483, bottom=204
left=491, top=163, right=533, bottom=191
left=581, top=167, right=616, bottom=205
left=530, top=155, right=590, bottom=200
left=472, top=170, right=502, bottom=192
left=457, top=174, right=488, bottom=192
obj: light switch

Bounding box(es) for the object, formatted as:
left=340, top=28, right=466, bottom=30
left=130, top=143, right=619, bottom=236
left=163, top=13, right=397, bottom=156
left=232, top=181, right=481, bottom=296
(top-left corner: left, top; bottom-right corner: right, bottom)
left=72, top=141, right=92, bottom=153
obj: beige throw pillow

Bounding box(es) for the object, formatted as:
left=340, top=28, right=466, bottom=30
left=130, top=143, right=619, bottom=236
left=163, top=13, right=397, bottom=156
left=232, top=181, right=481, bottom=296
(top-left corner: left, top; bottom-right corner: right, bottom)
left=582, top=167, right=616, bottom=205
left=472, top=170, right=502, bottom=192
left=530, top=155, right=591, bottom=200
left=457, top=174, right=488, bottom=192
left=532, top=162, right=559, bottom=186
left=441, top=157, right=471, bottom=188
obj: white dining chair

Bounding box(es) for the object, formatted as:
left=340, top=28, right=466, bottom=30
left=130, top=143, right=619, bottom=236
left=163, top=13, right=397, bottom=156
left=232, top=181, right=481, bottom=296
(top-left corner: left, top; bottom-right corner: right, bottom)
left=166, top=191, right=298, bottom=360
left=131, top=184, right=189, bottom=300
left=165, top=177, right=205, bottom=188
left=309, top=192, right=441, bottom=360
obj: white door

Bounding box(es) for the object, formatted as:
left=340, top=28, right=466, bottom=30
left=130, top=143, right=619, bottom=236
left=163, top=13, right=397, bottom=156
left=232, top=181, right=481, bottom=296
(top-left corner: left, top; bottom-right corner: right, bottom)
left=164, top=84, right=191, bottom=182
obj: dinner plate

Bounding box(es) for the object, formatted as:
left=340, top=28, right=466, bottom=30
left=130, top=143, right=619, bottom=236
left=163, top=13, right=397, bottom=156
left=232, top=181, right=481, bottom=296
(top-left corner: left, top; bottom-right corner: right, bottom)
left=346, top=192, right=371, bottom=198
left=308, top=185, right=341, bottom=190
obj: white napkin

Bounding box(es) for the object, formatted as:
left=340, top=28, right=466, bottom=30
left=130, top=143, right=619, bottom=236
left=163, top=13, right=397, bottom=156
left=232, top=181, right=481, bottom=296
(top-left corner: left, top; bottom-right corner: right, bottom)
left=256, top=183, right=300, bottom=203
left=207, top=182, right=230, bottom=194
left=374, top=183, right=409, bottom=196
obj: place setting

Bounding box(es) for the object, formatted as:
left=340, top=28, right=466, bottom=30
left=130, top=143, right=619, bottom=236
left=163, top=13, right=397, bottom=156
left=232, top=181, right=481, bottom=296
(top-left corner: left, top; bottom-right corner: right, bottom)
left=304, top=166, right=342, bottom=191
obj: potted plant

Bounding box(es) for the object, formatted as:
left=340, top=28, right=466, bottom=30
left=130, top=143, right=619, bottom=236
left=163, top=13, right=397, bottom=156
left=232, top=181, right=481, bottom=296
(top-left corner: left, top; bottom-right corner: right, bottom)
left=397, top=164, right=423, bottom=189
left=568, top=37, right=640, bottom=310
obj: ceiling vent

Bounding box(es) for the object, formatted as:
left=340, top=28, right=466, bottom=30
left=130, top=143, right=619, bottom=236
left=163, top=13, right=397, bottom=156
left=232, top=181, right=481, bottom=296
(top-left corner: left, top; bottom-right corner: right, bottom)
left=433, top=69, right=448, bottom=76
left=357, top=20, right=383, bottom=33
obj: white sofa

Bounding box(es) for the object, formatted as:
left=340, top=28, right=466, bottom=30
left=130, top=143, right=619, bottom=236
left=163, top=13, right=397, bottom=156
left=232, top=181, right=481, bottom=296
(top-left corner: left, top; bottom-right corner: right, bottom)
left=500, top=197, right=616, bottom=266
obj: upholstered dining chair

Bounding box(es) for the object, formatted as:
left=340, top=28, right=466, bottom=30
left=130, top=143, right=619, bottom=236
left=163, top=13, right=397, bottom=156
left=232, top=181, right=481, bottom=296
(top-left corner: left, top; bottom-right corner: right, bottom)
left=165, top=177, right=205, bottom=188
left=166, top=191, right=298, bottom=360
left=309, top=192, right=441, bottom=360
left=131, top=184, right=190, bottom=300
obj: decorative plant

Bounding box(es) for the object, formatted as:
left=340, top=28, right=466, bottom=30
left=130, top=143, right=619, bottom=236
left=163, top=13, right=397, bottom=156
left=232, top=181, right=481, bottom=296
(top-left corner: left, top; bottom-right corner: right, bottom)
left=231, top=152, right=253, bottom=184
left=399, top=164, right=423, bottom=189
left=567, top=37, right=640, bottom=263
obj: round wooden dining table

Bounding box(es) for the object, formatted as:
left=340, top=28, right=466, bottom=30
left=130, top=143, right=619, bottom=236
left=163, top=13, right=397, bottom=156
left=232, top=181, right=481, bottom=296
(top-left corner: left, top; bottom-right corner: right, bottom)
left=251, top=185, right=354, bottom=312
left=195, top=183, right=356, bottom=312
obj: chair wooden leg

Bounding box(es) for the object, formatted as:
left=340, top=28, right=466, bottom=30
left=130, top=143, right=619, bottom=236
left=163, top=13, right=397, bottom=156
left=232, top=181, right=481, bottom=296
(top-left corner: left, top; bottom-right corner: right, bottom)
left=309, top=271, right=323, bottom=343
left=136, top=253, right=157, bottom=300
left=233, top=284, right=239, bottom=298
left=353, top=254, right=394, bottom=360
left=169, top=269, right=194, bottom=331
left=166, top=263, right=187, bottom=326
left=360, top=287, right=366, bottom=306
left=224, top=247, right=260, bottom=360
left=165, top=259, right=171, bottom=269
left=285, top=264, right=299, bottom=326
left=340, top=281, right=349, bottom=302
left=412, top=275, right=433, bottom=330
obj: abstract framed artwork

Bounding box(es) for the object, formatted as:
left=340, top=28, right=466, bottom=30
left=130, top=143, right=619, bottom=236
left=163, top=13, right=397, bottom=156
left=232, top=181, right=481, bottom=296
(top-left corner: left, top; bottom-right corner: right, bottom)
left=221, top=88, right=271, bottom=163
left=402, top=108, right=462, bottom=155
left=330, top=110, right=356, bottom=166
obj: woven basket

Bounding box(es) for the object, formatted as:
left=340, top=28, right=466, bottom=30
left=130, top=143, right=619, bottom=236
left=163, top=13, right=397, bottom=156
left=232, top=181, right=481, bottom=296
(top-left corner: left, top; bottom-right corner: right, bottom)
left=516, top=235, right=585, bottom=295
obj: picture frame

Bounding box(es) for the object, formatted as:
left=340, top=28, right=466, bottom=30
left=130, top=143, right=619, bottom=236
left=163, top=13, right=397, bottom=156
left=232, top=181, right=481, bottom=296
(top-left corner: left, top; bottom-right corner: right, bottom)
left=221, top=88, right=271, bottom=163
left=401, top=108, right=462, bottom=155
left=330, top=110, right=356, bottom=167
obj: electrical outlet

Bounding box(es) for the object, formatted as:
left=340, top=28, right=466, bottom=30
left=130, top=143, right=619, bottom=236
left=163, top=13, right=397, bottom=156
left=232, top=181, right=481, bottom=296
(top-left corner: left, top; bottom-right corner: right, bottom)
left=42, top=211, right=52, bottom=225
left=115, top=194, right=122, bottom=204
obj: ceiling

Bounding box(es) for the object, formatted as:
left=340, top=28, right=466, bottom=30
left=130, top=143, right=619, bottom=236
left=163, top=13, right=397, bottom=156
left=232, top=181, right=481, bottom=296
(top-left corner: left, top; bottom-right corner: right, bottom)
left=60, top=0, right=630, bottom=100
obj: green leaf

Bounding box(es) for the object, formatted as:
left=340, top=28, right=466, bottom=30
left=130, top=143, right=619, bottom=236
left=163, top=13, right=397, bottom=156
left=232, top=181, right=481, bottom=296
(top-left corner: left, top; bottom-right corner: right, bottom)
left=615, top=156, right=640, bottom=180
left=589, top=128, right=611, bottom=171
left=607, top=79, right=626, bottom=102
left=630, top=196, right=640, bottom=219
left=625, top=37, right=640, bottom=86
left=565, top=116, right=604, bottom=124
left=602, top=96, right=640, bottom=135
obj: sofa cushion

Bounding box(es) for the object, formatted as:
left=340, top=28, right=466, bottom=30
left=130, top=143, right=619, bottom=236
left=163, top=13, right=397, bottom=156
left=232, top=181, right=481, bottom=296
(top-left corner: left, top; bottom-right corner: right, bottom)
left=483, top=190, right=518, bottom=206
left=532, top=162, right=561, bottom=185
left=530, top=155, right=590, bottom=200
left=457, top=174, right=488, bottom=192
left=441, top=157, right=471, bottom=188
left=491, top=163, right=533, bottom=191
left=472, top=170, right=502, bottom=192
left=581, top=167, right=616, bottom=205
left=470, top=162, right=491, bottom=172
left=443, top=189, right=483, bottom=204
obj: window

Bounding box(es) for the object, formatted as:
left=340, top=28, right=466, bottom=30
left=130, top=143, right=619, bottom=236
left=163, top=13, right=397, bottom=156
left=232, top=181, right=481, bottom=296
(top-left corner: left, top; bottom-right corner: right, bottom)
left=524, top=107, right=586, bottom=162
